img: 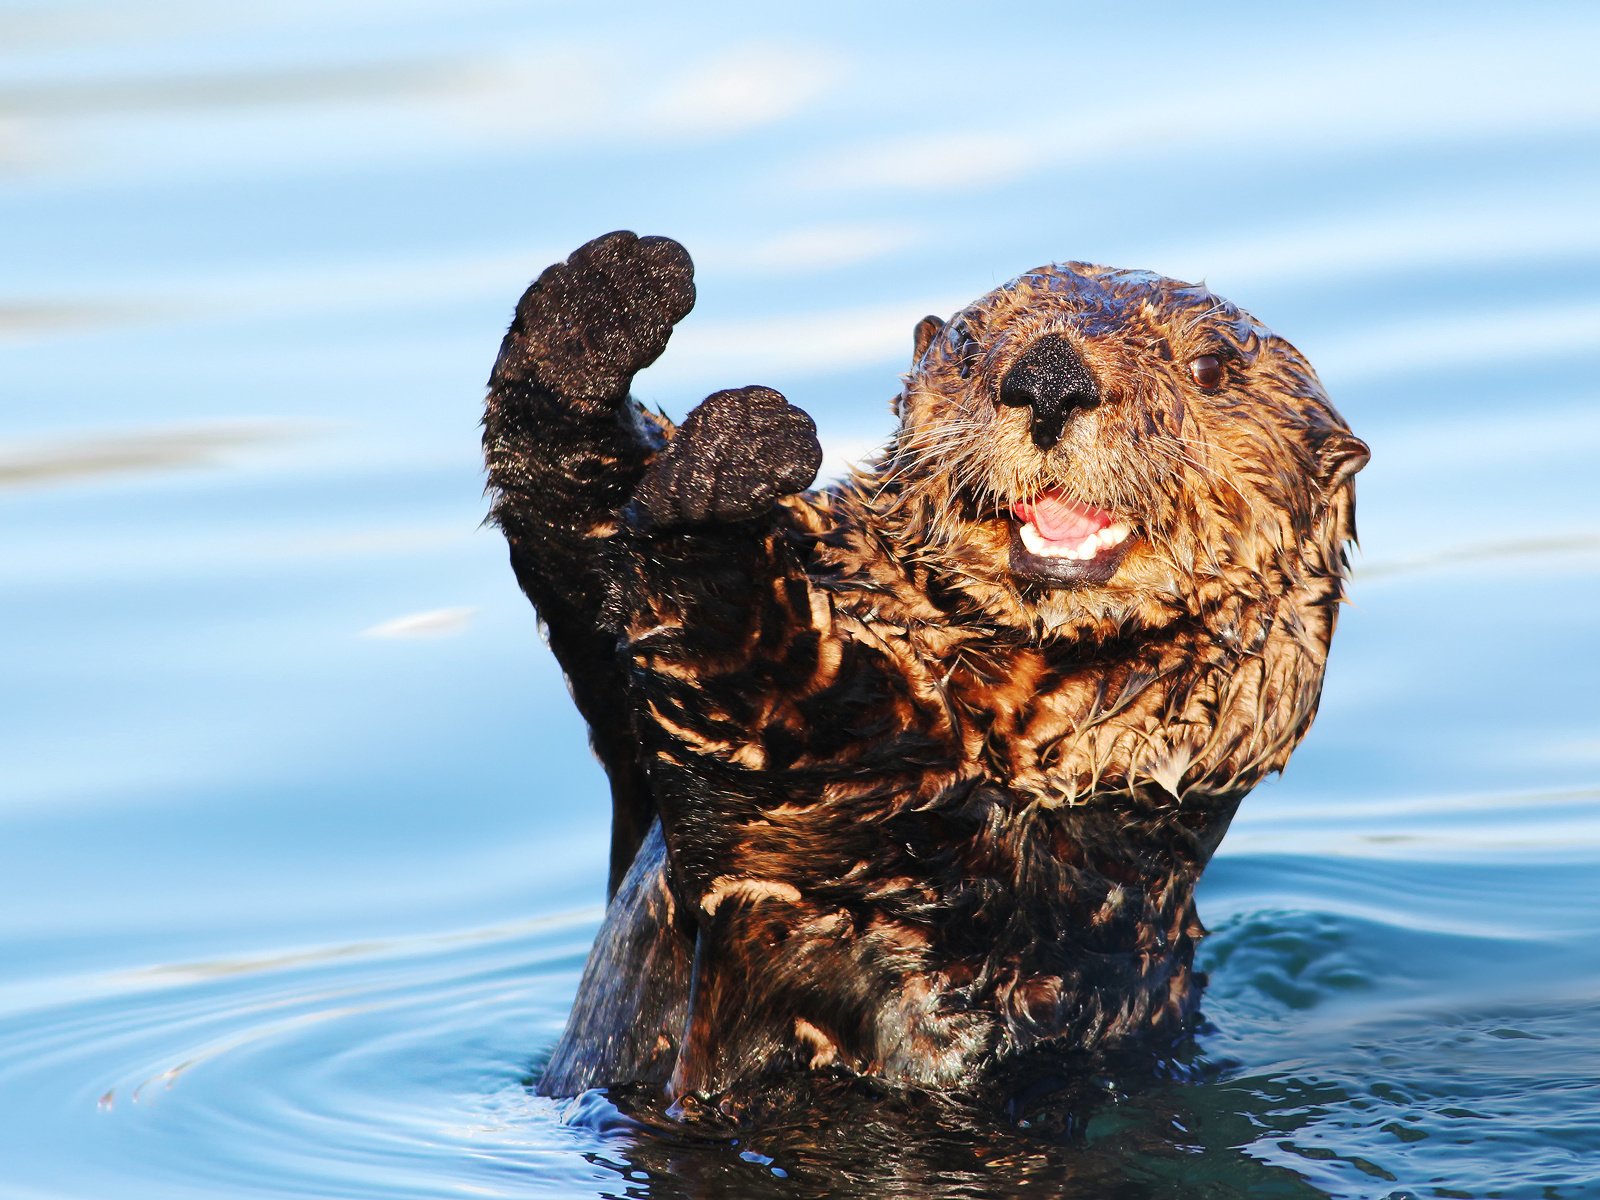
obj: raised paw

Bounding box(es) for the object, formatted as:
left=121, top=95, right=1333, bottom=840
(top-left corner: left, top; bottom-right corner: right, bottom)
left=629, top=386, right=823, bottom=529
left=489, top=231, right=695, bottom=406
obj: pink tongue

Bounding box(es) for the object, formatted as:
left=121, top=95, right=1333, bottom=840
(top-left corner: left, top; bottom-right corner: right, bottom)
left=1011, top=491, right=1112, bottom=543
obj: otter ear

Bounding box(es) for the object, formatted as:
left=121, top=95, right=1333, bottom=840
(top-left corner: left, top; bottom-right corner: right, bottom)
left=1315, top=430, right=1370, bottom=493
left=912, top=315, right=945, bottom=361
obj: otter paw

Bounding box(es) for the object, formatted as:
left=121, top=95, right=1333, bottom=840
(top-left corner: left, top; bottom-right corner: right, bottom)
left=629, top=386, right=823, bottom=529
left=490, top=231, right=696, bottom=406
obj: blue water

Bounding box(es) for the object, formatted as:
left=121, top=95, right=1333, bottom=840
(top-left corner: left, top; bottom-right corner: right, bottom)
left=3, top=2, right=1599, bottom=1196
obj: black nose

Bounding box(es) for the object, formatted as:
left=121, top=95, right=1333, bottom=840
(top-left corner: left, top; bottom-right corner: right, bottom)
left=998, top=334, right=1101, bottom=449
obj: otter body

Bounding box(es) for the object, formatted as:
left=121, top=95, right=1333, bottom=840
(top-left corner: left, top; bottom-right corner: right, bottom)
left=483, top=233, right=1366, bottom=1105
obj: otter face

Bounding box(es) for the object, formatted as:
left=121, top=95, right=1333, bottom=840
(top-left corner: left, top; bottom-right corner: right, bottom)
left=881, top=264, right=1369, bottom=638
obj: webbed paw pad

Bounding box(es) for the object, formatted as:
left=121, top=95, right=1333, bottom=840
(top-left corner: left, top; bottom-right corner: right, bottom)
left=630, top=386, right=823, bottom=529
left=491, top=230, right=695, bottom=404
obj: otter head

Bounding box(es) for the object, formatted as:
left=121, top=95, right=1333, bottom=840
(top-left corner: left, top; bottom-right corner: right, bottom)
left=880, top=263, right=1368, bottom=644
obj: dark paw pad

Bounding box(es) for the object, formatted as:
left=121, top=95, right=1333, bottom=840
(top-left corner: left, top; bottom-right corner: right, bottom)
left=629, top=387, right=823, bottom=529
left=491, top=231, right=696, bottom=404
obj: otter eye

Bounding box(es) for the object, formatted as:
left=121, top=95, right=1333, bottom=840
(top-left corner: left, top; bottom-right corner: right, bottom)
left=1189, top=354, right=1224, bottom=390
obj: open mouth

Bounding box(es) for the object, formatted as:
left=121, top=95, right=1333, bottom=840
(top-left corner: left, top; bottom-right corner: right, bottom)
left=1008, top=491, right=1135, bottom=586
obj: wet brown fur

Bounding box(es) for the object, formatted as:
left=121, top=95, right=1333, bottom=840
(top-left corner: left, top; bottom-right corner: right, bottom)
left=483, top=233, right=1367, bottom=1110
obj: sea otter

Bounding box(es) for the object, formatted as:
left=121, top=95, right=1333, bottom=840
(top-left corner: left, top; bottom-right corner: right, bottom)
left=483, top=231, right=1367, bottom=1107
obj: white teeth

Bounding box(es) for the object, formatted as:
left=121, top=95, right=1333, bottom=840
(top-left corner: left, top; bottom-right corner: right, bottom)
left=1019, top=520, right=1131, bottom=561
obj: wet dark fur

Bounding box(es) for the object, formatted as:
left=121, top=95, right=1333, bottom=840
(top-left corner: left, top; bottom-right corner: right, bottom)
left=483, top=232, right=1367, bottom=1108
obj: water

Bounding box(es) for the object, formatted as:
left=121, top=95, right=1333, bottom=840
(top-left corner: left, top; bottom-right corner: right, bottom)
left=3, top=2, right=1598, bottom=1196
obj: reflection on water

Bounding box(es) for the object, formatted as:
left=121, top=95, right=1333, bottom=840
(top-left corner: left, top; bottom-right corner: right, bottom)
left=3, top=1, right=1599, bottom=1197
